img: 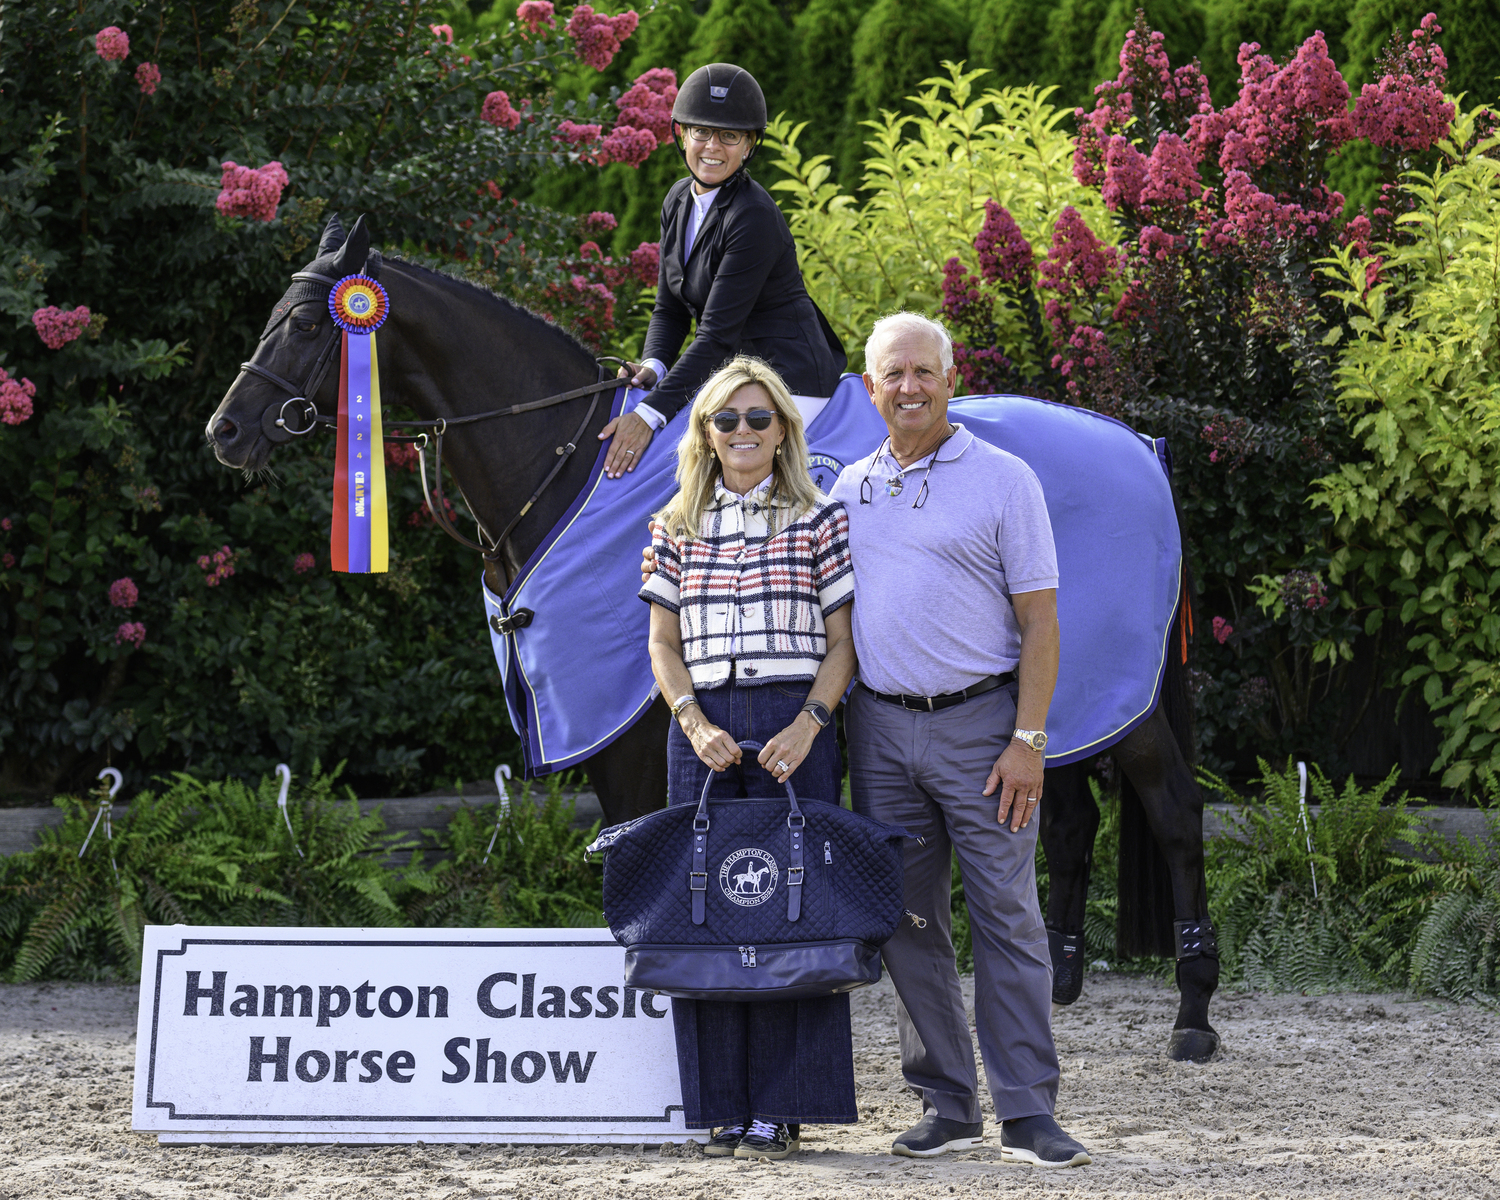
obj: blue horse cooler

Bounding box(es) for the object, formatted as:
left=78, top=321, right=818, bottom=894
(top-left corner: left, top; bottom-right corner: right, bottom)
left=588, top=742, right=908, bottom=1001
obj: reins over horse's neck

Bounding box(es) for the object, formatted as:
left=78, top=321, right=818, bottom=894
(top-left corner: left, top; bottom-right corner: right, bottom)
left=378, top=263, right=613, bottom=589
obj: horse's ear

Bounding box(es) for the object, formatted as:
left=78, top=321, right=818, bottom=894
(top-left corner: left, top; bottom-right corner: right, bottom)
left=330, top=214, right=371, bottom=277
left=317, top=213, right=346, bottom=256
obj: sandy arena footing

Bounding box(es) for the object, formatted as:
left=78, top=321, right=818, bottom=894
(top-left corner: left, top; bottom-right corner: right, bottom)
left=2, top=971, right=1498, bottom=1199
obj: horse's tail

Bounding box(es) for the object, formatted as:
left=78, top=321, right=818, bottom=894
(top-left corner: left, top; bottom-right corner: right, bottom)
left=1116, top=486, right=1197, bottom=960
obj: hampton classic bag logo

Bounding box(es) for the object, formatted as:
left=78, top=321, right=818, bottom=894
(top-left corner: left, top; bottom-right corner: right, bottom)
left=719, top=848, right=779, bottom=906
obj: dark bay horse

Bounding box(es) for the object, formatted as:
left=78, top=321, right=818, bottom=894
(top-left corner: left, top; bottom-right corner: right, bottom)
left=206, top=215, right=1221, bottom=1062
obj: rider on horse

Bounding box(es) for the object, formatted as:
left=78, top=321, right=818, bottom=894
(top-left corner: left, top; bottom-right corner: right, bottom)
left=596, top=63, right=846, bottom=479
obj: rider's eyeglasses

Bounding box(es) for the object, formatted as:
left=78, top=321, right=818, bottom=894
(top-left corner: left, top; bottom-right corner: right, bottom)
left=709, top=409, right=777, bottom=433
left=685, top=125, right=748, bottom=146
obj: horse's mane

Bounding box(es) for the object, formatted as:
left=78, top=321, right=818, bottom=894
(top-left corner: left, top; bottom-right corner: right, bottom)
left=383, top=254, right=597, bottom=363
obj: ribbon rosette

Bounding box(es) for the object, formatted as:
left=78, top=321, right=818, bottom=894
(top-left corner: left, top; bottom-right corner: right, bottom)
left=329, top=274, right=389, bottom=573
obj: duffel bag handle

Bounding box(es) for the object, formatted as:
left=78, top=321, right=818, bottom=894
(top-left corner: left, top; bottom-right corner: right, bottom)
left=689, top=740, right=808, bottom=925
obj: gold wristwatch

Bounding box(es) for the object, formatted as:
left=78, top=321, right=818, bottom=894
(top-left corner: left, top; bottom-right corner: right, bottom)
left=1012, top=728, right=1048, bottom=751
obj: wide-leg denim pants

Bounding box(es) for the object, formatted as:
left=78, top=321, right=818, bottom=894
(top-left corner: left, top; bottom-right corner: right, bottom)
left=665, top=679, right=857, bottom=1127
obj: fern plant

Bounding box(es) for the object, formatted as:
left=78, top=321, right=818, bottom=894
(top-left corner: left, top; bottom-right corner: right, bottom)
left=1201, top=759, right=1422, bottom=992
left=406, top=776, right=604, bottom=930
left=1386, top=774, right=1500, bottom=1003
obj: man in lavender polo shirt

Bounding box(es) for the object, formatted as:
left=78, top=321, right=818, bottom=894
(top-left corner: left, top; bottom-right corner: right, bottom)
left=829, top=312, right=1089, bottom=1169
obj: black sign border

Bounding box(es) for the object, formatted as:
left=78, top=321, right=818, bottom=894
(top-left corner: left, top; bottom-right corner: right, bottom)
left=146, top=936, right=682, bottom=1124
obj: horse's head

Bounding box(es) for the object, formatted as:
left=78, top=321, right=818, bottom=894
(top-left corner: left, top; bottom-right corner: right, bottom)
left=206, top=213, right=381, bottom=470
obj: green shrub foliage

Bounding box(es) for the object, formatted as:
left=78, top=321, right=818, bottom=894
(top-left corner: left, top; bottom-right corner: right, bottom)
left=0, top=2, right=661, bottom=800
left=0, top=767, right=599, bottom=982
left=1316, top=106, right=1500, bottom=790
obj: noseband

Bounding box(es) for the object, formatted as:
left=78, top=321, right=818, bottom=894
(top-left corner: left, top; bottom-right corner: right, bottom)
left=236, top=268, right=622, bottom=563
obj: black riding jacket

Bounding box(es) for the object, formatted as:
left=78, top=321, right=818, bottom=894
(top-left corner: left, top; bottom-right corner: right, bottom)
left=640, top=170, right=846, bottom=419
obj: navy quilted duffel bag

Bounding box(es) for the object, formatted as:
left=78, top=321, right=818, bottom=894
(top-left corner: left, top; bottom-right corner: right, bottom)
left=586, top=741, right=909, bottom=1002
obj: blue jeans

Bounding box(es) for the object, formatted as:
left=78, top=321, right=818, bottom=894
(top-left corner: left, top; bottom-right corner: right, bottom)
left=666, top=680, right=856, bottom=1127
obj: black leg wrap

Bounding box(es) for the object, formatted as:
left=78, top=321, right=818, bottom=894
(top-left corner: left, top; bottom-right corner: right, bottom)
left=1173, top=918, right=1218, bottom=961
left=1048, top=928, right=1086, bottom=1006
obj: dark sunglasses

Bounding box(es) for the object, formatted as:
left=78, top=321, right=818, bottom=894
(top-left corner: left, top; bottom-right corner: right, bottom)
left=709, top=408, right=777, bottom=433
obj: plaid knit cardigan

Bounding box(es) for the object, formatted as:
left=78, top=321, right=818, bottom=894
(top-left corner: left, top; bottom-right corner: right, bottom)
left=640, top=479, right=854, bottom=688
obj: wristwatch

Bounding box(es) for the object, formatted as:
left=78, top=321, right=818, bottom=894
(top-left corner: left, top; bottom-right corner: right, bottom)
left=800, top=700, right=832, bottom=728
left=1012, top=728, right=1048, bottom=751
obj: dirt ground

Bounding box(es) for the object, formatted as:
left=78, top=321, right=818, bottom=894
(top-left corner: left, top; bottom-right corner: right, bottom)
left=2, top=971, right=1498, bottom=1200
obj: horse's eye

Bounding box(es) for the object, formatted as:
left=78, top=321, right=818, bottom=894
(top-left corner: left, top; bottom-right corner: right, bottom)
left=294, top=319, right=318, bottom=333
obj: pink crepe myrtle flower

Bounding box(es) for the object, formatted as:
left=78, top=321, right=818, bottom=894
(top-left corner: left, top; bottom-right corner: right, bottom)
left=215, top=161, right=289, bottom=222
left=1, top=554, right=13, bottom=569
left=614, top=67, right=677, bottom=144
left=582, top=211, right=618, bottom=235
left=293, top=552, right=316, bottom=574
left=1138, top=225, right=1183, bottom=262
left=115, top=622, right=146, bottom=647
left=556, top=120, right=602, bottom=146
left=198, top=545, right=237, bottom=586
left=135, top=61, right=161, bottom=95
left=940, top=257, right=991, bottom=331
left=974, top=201, right=1033, bottom=288
left=596, top=125, right=656, bottom=167
left=1038, top=208, right=1117, bottom=294
left=95, top=26, right=130, bottom=62
left=1101, top=136, right=1148, bottom=211
left=1141, top=134, right=1200, bottom=207
left=1, top=518, right=11, bottom=530
left=481, top=90, right=522, bottom=130
left=109, top=577, right=139, bottom=609
left=566, top=4, right=638, bottom=72
left=1212, top=616, right=1233, bottom=644
left=32, top=306, right=91, bottom=350
left=517, top=1, right=556, bottom=34
left=627, top=241, right=660, bottom=285
left=1351, top=15, right=1454, bottom=153
left=429, top=23, right=454, bottom=44
left=0, top=368, right=37, bottom=424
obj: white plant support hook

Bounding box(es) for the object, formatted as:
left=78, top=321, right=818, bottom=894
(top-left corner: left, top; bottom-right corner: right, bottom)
left=483, top=764, right=514, bottom=864
left=1297, top=760, right=1318, bottom=899
left=80, top=767, right=123, bottom=882
left=275, top=764, right=304, bottom=858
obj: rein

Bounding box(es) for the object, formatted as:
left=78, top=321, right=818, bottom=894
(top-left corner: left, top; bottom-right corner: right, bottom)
left=237, top=268, right=623, bottom=565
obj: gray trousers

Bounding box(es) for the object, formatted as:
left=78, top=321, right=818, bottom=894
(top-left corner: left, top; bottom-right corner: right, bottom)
left=847, top=683, right=1059, bottom=1123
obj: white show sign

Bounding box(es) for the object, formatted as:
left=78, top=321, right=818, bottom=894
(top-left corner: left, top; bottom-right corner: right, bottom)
left=131, top=926, right=706, bottom=1144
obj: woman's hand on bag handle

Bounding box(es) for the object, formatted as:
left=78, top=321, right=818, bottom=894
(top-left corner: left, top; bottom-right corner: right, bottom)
left=682, top=710, right=742, bottom=772
left=640, top=544, right=657, bottom=585
left=759, top=715, right=820, bottom=784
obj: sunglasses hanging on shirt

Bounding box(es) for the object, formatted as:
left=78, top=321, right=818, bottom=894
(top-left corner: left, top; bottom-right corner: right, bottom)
left=859, top=433, right=953, bottom=509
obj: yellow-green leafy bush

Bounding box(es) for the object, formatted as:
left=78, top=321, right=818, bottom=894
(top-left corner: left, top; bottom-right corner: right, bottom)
left=1315, top=106, right=1500, bottom=790
left=766, top=65, right=1112, bottom=369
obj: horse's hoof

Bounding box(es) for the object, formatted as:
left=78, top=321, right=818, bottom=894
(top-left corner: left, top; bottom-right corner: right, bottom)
left=1168, top=1028, right=1220, bottom=1063
left=1048, top=929, right=1085, bottom=1006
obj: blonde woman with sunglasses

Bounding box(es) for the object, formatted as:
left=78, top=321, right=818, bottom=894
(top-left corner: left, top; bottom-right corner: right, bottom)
left=639, top=356, right=857, bottom=1159
left=596, top=63, right=845, bottom=479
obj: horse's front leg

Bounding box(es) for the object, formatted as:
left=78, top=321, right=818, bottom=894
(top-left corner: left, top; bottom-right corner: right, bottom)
left=1112, top=708, right=1220, bottom=1062
left=1039, top=760, right=1099, bottom=1006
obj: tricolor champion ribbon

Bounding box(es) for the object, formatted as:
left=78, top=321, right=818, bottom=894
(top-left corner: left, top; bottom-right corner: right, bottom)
left=329, top=274, right=389, bottom=573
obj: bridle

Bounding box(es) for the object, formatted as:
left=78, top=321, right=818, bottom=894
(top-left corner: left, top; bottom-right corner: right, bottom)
left=234, top=268, right=621, bottom=574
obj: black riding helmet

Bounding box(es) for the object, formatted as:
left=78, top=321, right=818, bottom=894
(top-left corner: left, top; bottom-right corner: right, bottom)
left=671, top=63, right=766, bottom=187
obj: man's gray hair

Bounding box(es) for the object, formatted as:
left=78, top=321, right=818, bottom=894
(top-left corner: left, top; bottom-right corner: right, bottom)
left=864, top=312, right=955, bottom=374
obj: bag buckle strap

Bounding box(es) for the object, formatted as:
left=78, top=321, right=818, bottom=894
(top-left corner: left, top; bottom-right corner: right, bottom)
left=786, top=815, right=805, bottom=922
left=689, top=871, right=708, bottom=926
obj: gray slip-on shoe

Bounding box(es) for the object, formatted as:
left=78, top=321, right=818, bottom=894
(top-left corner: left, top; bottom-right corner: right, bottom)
left=891, top=1113, right=985, bottom=1158
left=999, top=1114, right=1091, bottom=1168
